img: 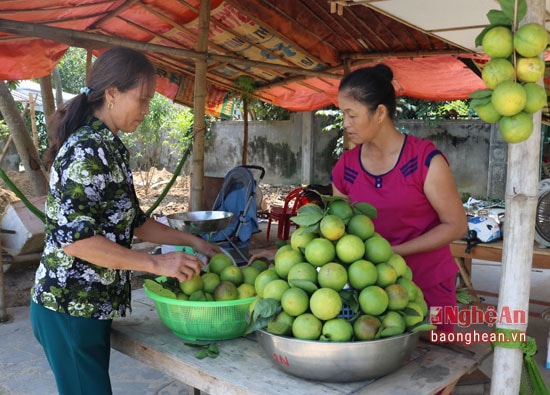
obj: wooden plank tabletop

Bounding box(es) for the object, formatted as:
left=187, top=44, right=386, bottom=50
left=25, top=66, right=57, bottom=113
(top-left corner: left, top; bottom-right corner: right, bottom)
left=111, top=290, right=492, bottom=395
left=450, top=239, right=550, bottom=269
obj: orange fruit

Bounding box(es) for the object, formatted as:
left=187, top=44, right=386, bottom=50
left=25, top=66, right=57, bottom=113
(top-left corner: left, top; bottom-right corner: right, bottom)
left=379, top=311, right=406, bottom=337
left=287, top=261, right=318, bottom=284
left=358, top=285, right=388, bottom=316
left=347, top=259, right=378, bottom=290
left=208, top=253, right=233, bottom=275
left=213, top=281, right=239, bottom=301
left=353, top=314, right=381, bottom=341
left=179, top=274, right=203, bottom=296
left=281, top=287, right=309, bottom=316
left=292, top=313, right=323, bottom=340
left=514, top=23, right=549, bottom=57
left=475, top=100, right=502, bottom=123
left=262, top=279, right=290, bottom=302
left=237, top=283, right=256, bottom=299
left=304, top=237, right=336, bottom=267
left=322, top=318, right=354, bottom=342
left=309, top=287, right=343, bottom=321
left=201, top=272, right=220, bottom=294
left=290, top=227, right=316, bottom=250
left=335, top=234, right=366, bottom=264
left=482, top=26, right=514, bottom=58
left=254, top=269, right=280, bottom=298
left=364, top=236, right=393, bottom=264
left=376, top=263, right=397, bottom=287
left=327, top=199, right=353, bottom=224
left=319, top=214, right=346, bottom=241
left=385, top=283, right=410, bottom=310
left=386, top=253, right=407, bottom=277
left=242, top=265, right=260, bottom=285
left=274, top=248, right=304, bottom=279
left=499, top=112, right=533, bottom=144
left=516, top=57, right=545, bottom=83
left=317, top=262, right=348, bottom=291
left=523, top=82, right=547, bottom=114
left=481, top=58, right=515, bottom=89
left=491, top=81, right=527, bottom=117
left=220, top=265, right=243, bottom=286
left=346, top=214, right=375, bottom=240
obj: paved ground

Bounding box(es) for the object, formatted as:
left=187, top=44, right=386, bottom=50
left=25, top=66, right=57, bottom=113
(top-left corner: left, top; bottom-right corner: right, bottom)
left=1, top=222, right=549, bottom=395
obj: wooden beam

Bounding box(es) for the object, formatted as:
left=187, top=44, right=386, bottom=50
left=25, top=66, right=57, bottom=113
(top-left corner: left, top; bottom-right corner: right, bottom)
left=0, top=18, right=339, bottom=79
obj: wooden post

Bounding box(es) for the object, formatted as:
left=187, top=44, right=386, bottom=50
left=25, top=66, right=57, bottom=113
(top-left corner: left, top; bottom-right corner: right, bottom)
left=190, top=0, right=210, bottom=211
left=0, top=236, right=7, bottom=323
left=490, top=0, right=544, bottom=393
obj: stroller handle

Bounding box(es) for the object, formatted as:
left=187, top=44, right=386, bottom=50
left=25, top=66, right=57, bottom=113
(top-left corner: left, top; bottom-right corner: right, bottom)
left=241, top=165, right=265, bottom=180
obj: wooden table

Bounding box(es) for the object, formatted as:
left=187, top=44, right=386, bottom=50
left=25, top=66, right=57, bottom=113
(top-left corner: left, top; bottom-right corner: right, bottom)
left=451, top=239, right=550, bottom=308
left=111, top=289, right=492, bottom=395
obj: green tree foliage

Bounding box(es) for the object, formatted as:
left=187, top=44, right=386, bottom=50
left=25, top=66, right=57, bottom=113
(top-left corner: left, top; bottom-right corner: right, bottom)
left=57, top=47, right=89, bottom=94
left=316, top=98, right=475, bottom=157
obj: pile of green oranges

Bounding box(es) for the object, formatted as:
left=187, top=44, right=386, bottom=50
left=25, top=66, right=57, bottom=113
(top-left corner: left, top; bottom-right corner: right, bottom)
left=145, top=253, right=267, bottom=302
left=471, top=2, right=548, bottom=144
left=249, top=198, right=431, bottom=342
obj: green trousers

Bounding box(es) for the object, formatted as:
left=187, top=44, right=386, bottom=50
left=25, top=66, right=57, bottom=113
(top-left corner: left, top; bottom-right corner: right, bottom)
left=30, top=300, right=113, bottom=395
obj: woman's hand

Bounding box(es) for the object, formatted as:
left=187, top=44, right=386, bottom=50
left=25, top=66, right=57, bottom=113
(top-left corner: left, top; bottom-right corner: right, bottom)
left=190, top=236, right=222, bottom=259
left=247, top=248, right=277, bottom=265
left=152, top=252, right=204, bottom=283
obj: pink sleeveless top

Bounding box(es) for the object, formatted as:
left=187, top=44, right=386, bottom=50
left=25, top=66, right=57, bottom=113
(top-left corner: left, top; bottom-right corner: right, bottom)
left=331, top=134, right=458, bottom=289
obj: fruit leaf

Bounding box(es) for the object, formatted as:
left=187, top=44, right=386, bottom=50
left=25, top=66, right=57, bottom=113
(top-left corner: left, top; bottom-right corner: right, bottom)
left=245, top=298, right=281, bottom=334
left=301, top=223, right=320, bottom=235
left=252, top=298, right=280, bottom=321
left=470, top=97, right=492, bottom=109
left=402, top=306, right=422, bottom=317
left=456, top=288, right=473, bottom=305
left=500, top=0, right=526, bottom=25
left=352, top=202, right=378, bottom=219
left=296, top=203, right=324, bottom=216
left=486, top=10, right=512, bottom=27
left=469, top=89, right=492, bottom=100
left=290, top=212, right=323, bottom=227
left=410, top=323, right=437, bottom=333
left=184, top=342, right=220, bottom=359
left=288, top=279, right=319, bottom=293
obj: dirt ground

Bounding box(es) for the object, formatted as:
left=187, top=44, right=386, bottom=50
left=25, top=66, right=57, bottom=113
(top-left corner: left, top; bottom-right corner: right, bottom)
left=0, top=169, right=299, bottom=308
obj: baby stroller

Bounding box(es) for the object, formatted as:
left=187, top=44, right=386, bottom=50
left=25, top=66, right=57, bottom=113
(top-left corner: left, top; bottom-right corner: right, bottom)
left=206, top=165, right=265, bottom=265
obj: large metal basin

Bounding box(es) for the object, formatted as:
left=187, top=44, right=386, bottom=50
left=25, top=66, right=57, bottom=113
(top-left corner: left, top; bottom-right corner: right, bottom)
left=256, top=329, right=419, bottom=382
left=166, top=211, right=233, bottom=234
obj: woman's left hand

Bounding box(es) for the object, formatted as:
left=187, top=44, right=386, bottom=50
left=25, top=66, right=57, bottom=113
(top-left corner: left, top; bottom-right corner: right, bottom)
left=192, top=237, right=222, bottom=258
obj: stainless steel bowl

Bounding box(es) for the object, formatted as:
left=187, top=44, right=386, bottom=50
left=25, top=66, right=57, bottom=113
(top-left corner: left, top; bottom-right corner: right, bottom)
left=166, top=211, right=233, bottom=234
left=256, top=329, right=419, bottom=382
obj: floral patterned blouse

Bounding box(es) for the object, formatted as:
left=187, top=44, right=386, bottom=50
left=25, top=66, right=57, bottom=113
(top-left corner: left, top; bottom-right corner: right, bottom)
left=31, top=117, right=148, bottom=319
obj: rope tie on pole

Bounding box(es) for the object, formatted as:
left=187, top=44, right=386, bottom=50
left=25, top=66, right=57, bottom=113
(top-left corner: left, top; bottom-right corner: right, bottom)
left=491, top=330, right=549, bottom=395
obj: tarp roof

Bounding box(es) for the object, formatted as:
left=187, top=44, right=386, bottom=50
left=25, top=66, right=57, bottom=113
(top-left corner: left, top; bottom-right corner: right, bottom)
left=0, top=0, right=512, bottom=117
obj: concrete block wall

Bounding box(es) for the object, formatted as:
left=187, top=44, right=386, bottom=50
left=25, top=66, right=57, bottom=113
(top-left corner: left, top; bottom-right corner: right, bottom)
left=204, top=116, right=505, bottom=200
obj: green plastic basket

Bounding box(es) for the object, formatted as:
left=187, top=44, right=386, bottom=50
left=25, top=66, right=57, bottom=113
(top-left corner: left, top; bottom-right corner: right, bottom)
left=143, top=279, right=255, bottom=341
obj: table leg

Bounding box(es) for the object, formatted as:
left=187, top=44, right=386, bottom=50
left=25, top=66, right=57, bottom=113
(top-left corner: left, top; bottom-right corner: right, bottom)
left=454, top=257, right=480, bottom=303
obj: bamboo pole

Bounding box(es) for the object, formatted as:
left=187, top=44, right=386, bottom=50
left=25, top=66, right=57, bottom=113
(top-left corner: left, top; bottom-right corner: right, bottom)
left=0, top=236, right=7, bottom=323
left=190, top=0, right=210, bottom=211
left=490, top=0, right=544, bottom=393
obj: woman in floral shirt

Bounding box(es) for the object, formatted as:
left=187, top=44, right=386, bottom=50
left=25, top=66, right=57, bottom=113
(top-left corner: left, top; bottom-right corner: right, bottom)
left=30, top=47, right=221, bottom=395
